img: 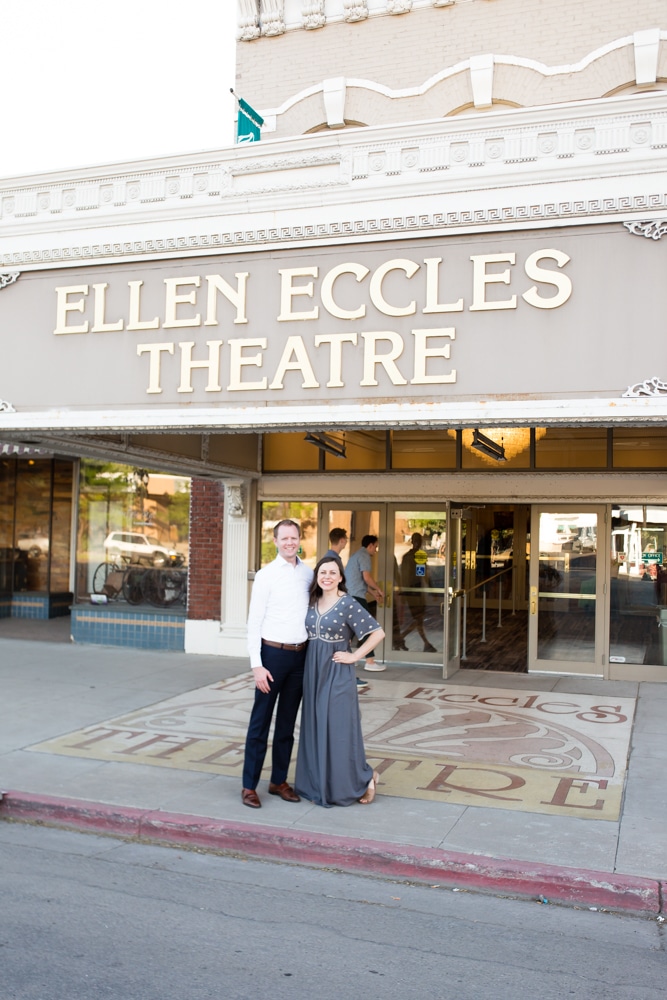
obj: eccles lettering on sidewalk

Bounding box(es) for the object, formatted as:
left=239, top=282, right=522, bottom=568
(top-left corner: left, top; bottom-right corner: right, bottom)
left=29, top=677, right=634, bottom=821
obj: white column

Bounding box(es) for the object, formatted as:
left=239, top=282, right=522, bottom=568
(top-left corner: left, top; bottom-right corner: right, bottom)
left=218, top=482, right=251, bottom=656
left=185, top=481, right=251, bottom=657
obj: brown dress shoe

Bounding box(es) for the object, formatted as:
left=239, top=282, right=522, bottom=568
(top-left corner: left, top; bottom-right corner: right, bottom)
left=268, top=781, right=301, bottom=803
left=242, top=788, right=261, bottom=808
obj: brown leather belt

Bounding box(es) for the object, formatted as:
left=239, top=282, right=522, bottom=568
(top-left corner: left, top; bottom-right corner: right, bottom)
left=262, top=638, right=307, bottom=651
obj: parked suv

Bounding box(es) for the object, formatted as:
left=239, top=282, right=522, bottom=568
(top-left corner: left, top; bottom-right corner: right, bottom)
left=103, top=531, right=184, bottom=567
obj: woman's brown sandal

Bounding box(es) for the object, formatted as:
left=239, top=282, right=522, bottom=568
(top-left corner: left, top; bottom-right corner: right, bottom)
left=359, top=771, right=380, bottom=804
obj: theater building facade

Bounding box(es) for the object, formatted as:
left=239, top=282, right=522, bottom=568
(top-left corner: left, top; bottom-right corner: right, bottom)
left=2, top=1, right=667, bottom=680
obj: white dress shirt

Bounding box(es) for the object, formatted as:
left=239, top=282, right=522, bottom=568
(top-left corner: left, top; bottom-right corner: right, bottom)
left=247, top=554, right=314, bottom=669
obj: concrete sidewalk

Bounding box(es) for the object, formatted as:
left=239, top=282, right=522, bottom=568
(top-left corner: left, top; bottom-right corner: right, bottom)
left=0, top=630, right=665, bottom=916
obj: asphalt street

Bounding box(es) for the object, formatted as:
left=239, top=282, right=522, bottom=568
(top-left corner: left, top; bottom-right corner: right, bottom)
left=2, top=822, right=665, bottom=1000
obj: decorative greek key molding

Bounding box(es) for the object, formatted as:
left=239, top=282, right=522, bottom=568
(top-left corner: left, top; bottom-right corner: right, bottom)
left=623, top=376, right=667, bottom=397
left=0, top=399, right=16, bottom=412
left=0, top=271, right=20, bottom=289
left=226, top=483, right=247, bottom=518
left=624, top=219, right=667, bottom=240
left=3, top=192, right=667, bottom=267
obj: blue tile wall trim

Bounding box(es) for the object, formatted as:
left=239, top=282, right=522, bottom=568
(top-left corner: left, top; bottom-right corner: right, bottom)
left=71, top=604, right=185, bottom=651
left=9, top=593, right=73, bottom=619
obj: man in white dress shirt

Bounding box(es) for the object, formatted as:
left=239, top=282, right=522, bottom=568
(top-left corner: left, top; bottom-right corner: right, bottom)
left=242, top=519, right=314, bottom=808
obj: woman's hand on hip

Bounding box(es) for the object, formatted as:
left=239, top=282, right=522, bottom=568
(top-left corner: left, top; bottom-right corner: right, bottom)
left=332, top=650, right=357, bottom=665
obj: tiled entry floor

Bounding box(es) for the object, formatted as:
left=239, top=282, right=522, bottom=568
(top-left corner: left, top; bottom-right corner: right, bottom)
left=29, top=674, right=635, bottom=821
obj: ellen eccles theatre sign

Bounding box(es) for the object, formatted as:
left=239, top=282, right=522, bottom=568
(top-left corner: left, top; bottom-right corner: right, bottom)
left=2, top=224, right=662, bottom=413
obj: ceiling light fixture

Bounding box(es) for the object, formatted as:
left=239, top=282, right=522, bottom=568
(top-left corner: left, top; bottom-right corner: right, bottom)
left=471, top=429, right=506, bottom=462
left=304, top=432, right=347, bottom=459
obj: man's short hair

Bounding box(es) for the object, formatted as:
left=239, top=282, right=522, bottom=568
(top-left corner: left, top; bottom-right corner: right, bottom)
left=329, top=527, right=348, bottom=545
left=273, top=518, right=300, bottom=538
left=361, top=534, right=378, bottom=548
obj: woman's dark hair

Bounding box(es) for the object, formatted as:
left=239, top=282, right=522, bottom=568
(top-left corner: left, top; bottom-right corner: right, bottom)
left=309, top=555, right=347, bottom=604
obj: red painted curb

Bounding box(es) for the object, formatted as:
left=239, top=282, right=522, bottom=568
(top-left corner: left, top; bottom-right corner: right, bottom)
left=1, top=790, right=662, bottom=915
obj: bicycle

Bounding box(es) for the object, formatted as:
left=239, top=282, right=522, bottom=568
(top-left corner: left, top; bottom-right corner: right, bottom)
left=92, top=561, right=187, bottom=608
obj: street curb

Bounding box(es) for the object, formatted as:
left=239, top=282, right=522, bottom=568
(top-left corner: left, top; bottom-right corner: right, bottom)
left=1, top=790, right=663, bottom=916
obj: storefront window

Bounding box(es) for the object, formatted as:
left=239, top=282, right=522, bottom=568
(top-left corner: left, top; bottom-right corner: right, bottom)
left=263, top=433, right=320, bottom=471
left=610, top=505, right=667, bottom=667
left=14, top=459, right=52, bottom=592
left=77, top=461, right=190, bottom=608
left=323, top=431, right=386, bottom=471
left=391, top=431, right=456, bottom=470
left=259, top=502, right=318, bottom=569
left=536, top=428, right=608, bottom=468
left=460, top=428, right=531, bottom=469
left=613, top=428, right=667, bottom=468
left=0, top=458, right=16, bottom=594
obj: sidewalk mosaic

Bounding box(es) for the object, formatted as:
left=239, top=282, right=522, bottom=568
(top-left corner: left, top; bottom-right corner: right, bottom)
left=29, top=676, right=635, bottom=821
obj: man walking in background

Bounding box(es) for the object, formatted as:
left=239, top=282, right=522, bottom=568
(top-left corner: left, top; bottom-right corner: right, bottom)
left=324, top=526, right=348, bottom=562
left=345, top=534, right=385, bottom=672
left=242, top=519, right=313, bottom=808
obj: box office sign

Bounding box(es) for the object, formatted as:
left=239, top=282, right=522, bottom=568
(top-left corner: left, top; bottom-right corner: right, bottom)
left=1, top=225, right=663, bottom=411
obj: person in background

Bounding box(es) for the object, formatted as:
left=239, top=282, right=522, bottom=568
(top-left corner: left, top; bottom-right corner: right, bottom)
left=399, top=532, right=437, bottom=653
left=241, top=519, right=314, bottom=809
left=345, top=535, right=385, bottom=672
left=324, top=526, right=348, bottom=561
left=322, top=527, right=368, bottom=691
left=295, top=556, right=384, bottom=807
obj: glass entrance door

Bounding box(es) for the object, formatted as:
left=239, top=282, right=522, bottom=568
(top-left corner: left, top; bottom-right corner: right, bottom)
left=388, top=507, right=448, bottom=665
left=320, top=504, right=448, bottom=668
left=528, top=506, right=605, bottom=675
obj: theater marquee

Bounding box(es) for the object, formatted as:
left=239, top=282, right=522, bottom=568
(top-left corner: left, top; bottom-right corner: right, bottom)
left=1, top=224, right=663, bottom=413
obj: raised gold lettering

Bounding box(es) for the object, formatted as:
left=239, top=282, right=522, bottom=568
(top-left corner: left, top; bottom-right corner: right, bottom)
left=163, top=276, right=202, bottom=329
left=137, top=342, right=174, bottom=394
left=314, top=333, right=358, bottom=387
left=227, top=338, right=268, bottom=391
left=469, top=253, right=517, bottom=311
left=91, top=283, right=124, bottom=333
left=422, top=258, right=464, bottom=314
left=410, top=328, right=456, bottom=385
left=277, top=267, right=319, bottom=321
left=522, top=249, right=572, bottom=309
left=320, top=263, right=369, bottom=320
left=204, top=273, right=249, bottom=326
left=177, top=340, right=223, bottom=393
left=368, top=259, right=418, bottom=317
left=269, top=336, right=320, bottom=389
left=53, top=285, right=89, bottom=335
left=127, top=281, right=159, bottom=331
left=360, top=332, right=407, bottom=386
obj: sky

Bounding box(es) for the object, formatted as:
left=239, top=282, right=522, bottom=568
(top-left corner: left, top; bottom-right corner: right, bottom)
left=2, top=0, right=237, bottom=179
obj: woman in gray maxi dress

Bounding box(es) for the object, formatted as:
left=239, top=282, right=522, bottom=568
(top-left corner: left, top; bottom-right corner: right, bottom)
left=295, top=556, right=385, bottom=807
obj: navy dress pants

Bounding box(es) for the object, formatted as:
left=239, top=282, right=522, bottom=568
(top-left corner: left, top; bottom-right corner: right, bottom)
left=242, top=641, right=306, bottom=790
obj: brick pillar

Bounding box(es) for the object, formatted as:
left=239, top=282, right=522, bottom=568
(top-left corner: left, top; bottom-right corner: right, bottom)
left=187, top=479, right=224, bottom=620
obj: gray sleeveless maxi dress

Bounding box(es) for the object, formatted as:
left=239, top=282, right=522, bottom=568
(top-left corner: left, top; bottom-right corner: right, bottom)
left=295, top=594, right=380, bottom=807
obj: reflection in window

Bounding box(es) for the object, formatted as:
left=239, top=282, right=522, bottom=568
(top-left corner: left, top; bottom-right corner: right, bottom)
left=259, top=501, right=318, bottom=569
left=14, top=460, right=52, bottom=592
left=263, top=433, right=320, bottom=471
left=77, top=462, right=190, bottom=608
left=610, top=505, right=667, bottom=667
left=460, top=428, right=532, bottom=469
left=392, top=431, right=456, bottom=470
left=536, top=428, right=607, bottom=468
left=613, top=428, right=667, bottom=468
left=323, top=431, right=386, bottom=471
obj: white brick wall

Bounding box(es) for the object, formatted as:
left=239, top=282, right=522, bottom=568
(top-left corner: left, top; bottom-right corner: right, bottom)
left=236, top=1, right=667, bottom=136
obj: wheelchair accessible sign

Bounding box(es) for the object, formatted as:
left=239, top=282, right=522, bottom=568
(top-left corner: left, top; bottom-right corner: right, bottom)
left=415, top=548, right=428, bottom=577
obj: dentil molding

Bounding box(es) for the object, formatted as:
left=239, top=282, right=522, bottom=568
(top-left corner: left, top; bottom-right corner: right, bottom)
left=2, top=97, right=667, bottom=267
